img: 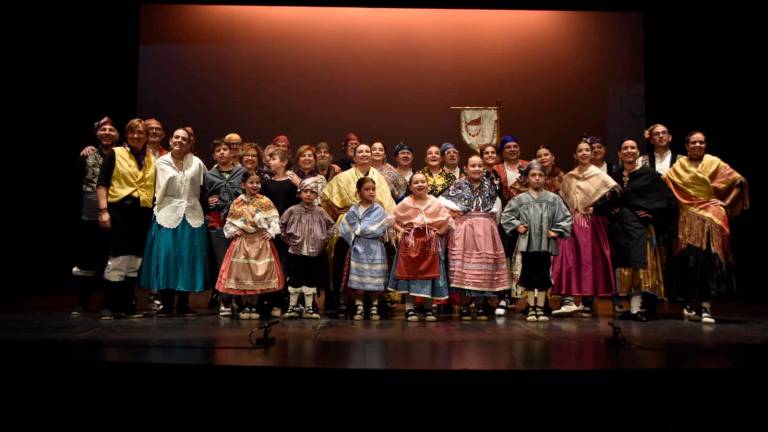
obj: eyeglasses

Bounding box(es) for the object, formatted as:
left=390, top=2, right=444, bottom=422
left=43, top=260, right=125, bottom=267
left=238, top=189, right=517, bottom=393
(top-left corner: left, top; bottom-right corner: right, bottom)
left=651, top=130, right=669, bottom=137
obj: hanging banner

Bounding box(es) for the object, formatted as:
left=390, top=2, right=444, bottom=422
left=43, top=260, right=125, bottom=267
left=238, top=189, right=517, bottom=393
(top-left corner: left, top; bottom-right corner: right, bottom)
left=453, top=107, right=500, bottom=152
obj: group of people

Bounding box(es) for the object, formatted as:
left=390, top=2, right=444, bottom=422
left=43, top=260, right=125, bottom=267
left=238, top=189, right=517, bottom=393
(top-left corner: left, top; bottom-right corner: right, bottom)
left=72, top=118, right=748, bottom=326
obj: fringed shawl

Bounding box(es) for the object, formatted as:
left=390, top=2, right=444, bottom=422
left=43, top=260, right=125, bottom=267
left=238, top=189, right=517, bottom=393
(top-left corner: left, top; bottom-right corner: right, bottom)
left=440, top=177, right=498, bottom=213
left=224, top=194, right=281, bottom=239
left=665, top=154, right=748, bottom=262
left=560, top=165, right=618, bottom=215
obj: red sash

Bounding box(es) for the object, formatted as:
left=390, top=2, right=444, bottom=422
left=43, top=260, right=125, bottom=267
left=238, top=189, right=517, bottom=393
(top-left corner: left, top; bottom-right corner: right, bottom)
left=208, top=211, right=223, bottom=229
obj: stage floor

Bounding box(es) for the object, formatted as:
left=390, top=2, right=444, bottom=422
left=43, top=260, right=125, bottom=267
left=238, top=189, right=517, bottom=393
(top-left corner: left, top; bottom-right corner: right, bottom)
left=2, top=296, right=767, bottom=371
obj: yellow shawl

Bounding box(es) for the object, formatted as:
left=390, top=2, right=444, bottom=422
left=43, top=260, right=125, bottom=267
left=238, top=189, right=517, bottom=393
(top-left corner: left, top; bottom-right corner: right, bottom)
left=664, top=155, right=748, bottom=261
left=321, top=166, right=396, bottom=221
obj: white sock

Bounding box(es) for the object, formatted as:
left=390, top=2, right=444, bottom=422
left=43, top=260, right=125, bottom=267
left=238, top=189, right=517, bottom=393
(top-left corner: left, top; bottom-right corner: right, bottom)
left=630, top=294, right=642, bottom=314
left=536, top=291, right=547, bottom=309
left=527, top=291, right=536, bottom=308
left=288, top=286, right=300, bottom=308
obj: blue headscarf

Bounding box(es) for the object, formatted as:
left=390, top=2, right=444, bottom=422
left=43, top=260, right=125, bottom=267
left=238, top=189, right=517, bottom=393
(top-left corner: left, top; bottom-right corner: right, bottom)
left=498, top=135, right=519, bottom=154
left=440, top=142, right=456, bottom=155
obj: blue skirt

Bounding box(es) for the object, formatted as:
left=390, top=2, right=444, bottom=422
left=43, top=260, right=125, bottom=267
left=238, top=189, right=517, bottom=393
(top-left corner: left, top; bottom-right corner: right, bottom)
left=140, top=216, right=208, bottom=293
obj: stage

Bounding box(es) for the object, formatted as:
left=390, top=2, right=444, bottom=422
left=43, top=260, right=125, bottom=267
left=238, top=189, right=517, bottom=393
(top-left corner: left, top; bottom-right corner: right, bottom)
left=2, top=294, right=766, bottom=370
left=2, top=294, right=766, bottom=416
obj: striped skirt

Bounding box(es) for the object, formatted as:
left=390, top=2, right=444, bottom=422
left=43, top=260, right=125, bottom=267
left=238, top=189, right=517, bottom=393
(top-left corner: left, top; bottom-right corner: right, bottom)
left=215, top=232, right=285, bottom=296
left=448, top=212, right=509, bottom=293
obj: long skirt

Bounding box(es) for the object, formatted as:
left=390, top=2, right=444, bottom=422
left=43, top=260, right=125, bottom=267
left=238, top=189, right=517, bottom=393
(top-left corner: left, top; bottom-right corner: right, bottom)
left=615, top=225, right=665, bottom=297
left=343, top=238, right=389, bottom=294
left=140, top=216, right=207, bottom=293
left=551, top=214, right=614, bottom=297
left=672, top=246, right=735, bottom=303
left=215, top=232, right=284, bottom=296
left=449, top=212, right=509, bottom=297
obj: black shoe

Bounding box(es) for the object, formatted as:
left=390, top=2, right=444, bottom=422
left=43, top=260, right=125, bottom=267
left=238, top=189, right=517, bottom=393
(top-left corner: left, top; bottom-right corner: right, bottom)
left=369, top=306, right=381, bottom=321
left=424, top=309, right=437, bottom=322
left=352, top=304, right=365, bottom=321
left=641, top=293, right=659, bottom=317
left=460, top=305, right=472, bottom=321
left=208, top=291, right=219, bottom=309
left=474, top=303, right=490, bottom=320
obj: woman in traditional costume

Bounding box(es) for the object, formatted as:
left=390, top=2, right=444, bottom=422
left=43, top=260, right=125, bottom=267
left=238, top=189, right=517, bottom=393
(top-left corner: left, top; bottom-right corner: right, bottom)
left=664, top=131, right=748, bottom=324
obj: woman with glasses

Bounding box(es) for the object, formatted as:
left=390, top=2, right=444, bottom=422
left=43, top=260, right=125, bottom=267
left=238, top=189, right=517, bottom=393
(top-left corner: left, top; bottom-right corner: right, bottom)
left=240, top=142, right=272, bottom=181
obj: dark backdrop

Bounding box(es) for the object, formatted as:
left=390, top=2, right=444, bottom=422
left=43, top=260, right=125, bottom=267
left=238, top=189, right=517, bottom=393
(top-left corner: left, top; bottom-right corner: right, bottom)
left=136, top=5, right=645, bottom=165
left=29, top=1, right=761, bottom=301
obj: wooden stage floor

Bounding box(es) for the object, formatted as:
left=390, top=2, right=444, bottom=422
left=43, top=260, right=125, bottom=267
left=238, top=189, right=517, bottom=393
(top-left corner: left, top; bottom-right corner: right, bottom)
left=2, top=295, right=766, bottom=371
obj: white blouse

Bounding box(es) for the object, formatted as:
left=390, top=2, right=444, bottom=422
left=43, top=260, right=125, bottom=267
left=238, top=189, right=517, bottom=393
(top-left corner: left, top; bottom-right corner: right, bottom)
left=154, top=153, right=208, bottom=228
left=654, top=150, right=673, bottom=175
